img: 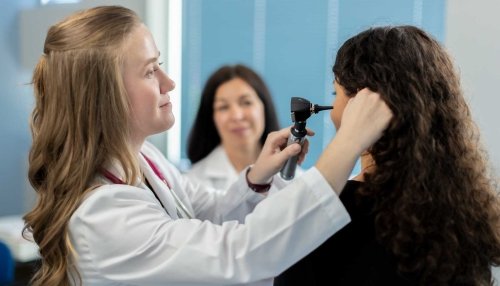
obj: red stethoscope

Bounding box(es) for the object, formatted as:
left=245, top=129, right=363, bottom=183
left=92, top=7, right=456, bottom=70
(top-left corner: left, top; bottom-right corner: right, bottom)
left=102, top=154, right=192, bottom=219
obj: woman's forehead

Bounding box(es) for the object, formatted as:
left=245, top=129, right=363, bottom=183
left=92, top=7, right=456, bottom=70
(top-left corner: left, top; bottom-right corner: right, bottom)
left=121, top=24, right=159, bottom=67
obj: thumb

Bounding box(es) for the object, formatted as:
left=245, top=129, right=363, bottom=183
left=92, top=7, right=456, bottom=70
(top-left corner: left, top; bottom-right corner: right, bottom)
left=251, top=142, right=302, bottom=184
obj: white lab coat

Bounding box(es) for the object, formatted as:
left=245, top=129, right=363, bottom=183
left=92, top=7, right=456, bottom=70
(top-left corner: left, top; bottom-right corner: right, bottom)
left=186, top=145, right=238, bottom=191
left=68, top=141, right=350, bottom=286
left=186, top=145, right=303, bottom=192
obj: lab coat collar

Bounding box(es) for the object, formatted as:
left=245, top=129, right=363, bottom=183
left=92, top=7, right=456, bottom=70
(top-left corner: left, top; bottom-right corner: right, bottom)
left=99, top=155, right=181, bottom=219
left=202, top=146, right=238, bottom=179
left=139, top=154, right=181, bottom=219
left=99, top=158, right=141, bottom=186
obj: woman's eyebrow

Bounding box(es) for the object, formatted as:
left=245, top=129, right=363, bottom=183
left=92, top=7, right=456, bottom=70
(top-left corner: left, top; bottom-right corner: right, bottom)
left=143, top=51, right=161, bottom=67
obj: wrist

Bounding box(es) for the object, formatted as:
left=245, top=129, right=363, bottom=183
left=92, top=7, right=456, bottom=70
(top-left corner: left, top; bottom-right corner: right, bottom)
left=316, top=136, right=360, bottom=194
left=246, top=167, right=272, bottom=193
left=333, top=129, right=365, bottom=155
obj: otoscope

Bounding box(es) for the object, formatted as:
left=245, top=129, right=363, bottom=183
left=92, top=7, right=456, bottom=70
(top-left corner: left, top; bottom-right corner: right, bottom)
left=280, top=97, right=333, bottom=180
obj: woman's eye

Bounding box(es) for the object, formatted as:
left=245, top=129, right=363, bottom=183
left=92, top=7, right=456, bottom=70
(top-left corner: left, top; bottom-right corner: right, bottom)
left=154, top=62, right=163, bottom=72
left=214, top=105, right=228, bottom=111
left=145, top=62, right=163, bottom=78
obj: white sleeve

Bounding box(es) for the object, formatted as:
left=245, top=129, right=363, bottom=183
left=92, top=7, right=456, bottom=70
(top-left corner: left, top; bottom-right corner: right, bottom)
left=142, top=142, right=265, bottom=223
left=69, top=168, right=350, bottom=285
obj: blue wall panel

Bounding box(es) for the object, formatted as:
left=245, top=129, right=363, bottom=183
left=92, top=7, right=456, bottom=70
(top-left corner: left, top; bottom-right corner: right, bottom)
left=265, top=0, right=331, bottom=167
left=202, top=0, right=255, bottom=72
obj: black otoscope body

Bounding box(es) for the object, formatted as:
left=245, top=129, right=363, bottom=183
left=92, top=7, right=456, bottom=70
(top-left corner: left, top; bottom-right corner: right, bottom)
left=280, top=97, right=333, bottom=180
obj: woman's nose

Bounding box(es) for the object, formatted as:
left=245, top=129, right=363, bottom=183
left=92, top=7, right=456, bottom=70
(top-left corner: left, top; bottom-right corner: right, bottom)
left=160, top=70, right=175, bottom=94
left=229, top=105, right=244, bottom=120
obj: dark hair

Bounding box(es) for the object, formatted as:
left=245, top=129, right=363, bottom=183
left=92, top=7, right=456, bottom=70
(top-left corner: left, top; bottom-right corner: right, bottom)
left=334, top=25, right=500, bottom=285
left=187, top=64, right=280, bottom=164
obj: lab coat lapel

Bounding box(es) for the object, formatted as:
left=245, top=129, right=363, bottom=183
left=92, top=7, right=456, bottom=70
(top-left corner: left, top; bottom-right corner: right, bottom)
left=139, top=155, right=180, bottom=219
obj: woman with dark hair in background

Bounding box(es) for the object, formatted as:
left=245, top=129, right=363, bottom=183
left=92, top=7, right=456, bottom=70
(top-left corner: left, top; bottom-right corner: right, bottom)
left=275, top=25, right=500, bottom=286
left=186, top=64, right=280, bottom=190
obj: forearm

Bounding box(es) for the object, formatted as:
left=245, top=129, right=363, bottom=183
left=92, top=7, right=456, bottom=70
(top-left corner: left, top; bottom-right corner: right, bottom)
left=316, top=90, right=392, bottom=193
left=315, top=131, right=363, bottom=195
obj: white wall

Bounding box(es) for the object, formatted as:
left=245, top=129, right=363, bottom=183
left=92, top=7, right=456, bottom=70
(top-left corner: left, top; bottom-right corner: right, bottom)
left=445, top=0, right=500, bottom=173
left=445, top=0, right=500, bottom=282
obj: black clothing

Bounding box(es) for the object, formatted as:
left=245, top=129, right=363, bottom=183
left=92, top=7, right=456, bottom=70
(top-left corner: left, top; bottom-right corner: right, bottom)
left=274, top=180, right=418, bottom=286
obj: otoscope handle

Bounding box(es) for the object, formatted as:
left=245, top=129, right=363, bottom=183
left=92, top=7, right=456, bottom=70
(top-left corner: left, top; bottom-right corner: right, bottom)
left=280, top=129, right=306, bottom=180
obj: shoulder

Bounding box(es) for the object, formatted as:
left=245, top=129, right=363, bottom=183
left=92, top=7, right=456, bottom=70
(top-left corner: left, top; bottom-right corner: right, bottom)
left=69, top=184, right=169, bottom=243
left=186, top=146, right=239, bottom=190
left=187, top=157, right=210, bottom=175
left=340, top=180, right=363, bottom=198
left=71, top=184, right=162, bottom=222
left=199, top=146, right=226, bottom=163
left=339, top=180, right=372, bottom=217
left=68, top=184, right=174, bottom=281
left=187, top=146, right=228, bottom=174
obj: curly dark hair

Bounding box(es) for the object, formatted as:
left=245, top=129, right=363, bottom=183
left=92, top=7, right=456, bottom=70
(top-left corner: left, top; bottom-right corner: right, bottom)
left=333, top=25, right=500, bottom=285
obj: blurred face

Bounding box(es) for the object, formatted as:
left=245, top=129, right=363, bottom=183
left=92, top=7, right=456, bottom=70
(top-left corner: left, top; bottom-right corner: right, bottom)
left=122, top=24, right=175, bottom=145
left=331, top=80, right=351, bottom=130
left=213, top=78, right=266, bottom=149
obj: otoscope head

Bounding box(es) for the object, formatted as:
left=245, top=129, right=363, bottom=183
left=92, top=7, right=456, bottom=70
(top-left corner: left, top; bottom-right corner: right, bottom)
left=290, top=97, right=333, bottom=122
left=291, top=97, right=313, bottom=122
left=281, top=97, right=332, bottom=181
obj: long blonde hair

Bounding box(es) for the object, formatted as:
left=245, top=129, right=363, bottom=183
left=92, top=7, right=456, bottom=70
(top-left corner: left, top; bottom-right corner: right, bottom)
left=23, top=6, right=142, bottom=285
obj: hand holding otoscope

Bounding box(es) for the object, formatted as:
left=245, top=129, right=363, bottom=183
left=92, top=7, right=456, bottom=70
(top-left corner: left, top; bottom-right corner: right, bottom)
left=280, top=97, right=333, bottom=180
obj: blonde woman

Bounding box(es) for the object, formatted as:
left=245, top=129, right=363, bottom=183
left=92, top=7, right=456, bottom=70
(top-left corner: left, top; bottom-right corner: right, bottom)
left=23, top=6, right=392, bottom=286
